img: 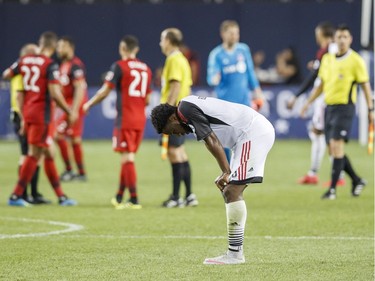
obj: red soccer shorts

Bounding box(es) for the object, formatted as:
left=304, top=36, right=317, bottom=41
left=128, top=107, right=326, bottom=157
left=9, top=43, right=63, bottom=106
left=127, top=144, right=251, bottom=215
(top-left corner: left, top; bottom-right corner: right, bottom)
left=55, top=108, right=85, bottom=137
left=25, top=122, right=54, bottom=148
left=112, top=128, right=144, bottom=153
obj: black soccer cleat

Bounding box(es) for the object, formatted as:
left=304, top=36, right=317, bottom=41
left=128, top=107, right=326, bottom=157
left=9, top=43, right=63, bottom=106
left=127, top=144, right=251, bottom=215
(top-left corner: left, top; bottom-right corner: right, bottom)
left=31, top=193, right=52, bottom=204
left=74, top=174, right=87, bottom=182
left=321, top=188, right=336, bottom=200
left=352, top=179, right=366, bottom=197
left=60, top=170, right=75, bottom=182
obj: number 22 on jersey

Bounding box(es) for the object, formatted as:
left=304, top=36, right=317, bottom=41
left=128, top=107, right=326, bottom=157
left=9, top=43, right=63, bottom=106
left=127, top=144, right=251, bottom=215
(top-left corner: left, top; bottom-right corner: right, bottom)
left=21, top=65, right=40, bottom=93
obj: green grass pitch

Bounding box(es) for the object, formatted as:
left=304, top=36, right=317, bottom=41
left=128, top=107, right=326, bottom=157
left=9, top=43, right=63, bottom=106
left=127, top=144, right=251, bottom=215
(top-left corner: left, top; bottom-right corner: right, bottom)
left=0, top=139, right=373, bottom=281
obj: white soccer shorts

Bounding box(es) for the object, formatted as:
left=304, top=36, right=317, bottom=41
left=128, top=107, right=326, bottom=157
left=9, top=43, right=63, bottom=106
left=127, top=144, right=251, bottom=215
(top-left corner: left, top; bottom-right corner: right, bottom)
left=312, top=95, right=325, bottom=131
left=229, top=117, right=275, bottom=184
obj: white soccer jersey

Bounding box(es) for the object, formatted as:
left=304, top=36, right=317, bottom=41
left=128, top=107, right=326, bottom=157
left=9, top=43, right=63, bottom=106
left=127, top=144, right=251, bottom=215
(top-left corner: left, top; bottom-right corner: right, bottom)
left=178, top=95, right=271, bottom=148
left=178, top=96, right=275, bottom=183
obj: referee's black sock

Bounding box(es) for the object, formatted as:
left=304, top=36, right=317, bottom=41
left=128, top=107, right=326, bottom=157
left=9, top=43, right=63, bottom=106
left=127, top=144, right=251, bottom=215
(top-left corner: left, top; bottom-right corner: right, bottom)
left=182, top=161, right=192, bottom=198
left=172, top=163, right=183, bottom=199
left=343, top=155, right=360, bottom=183
left=330, top=158, right=345, bottom=189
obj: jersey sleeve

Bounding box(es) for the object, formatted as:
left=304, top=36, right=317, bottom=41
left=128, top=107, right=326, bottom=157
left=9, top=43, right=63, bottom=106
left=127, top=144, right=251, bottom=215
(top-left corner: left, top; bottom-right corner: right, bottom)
left=178, top=100, right=212, bottom=141
left=355, top=56, right=369, bottom=83
left=104, top=62, right=122, bottom=89
left=244, top=45, right=260, bottom=90
left=206, top=48, right=221, bottom=86
left=47, top=62, right=60, bottom=84
left=6, top=60, right=20, bottom=77
left=294, top=68, right=318, bottom=97
left=71, top=63, right=86, bottom=81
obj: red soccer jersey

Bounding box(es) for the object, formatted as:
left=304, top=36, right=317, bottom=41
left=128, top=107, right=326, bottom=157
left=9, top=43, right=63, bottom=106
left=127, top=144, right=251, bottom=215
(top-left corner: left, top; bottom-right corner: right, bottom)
left=59, top=56, right=88, bottom=105
left=9, top=54, right=60, bottom=124
left=315, top=46, right=329, bottom=62
left=104, top=58, right=152, bottom=130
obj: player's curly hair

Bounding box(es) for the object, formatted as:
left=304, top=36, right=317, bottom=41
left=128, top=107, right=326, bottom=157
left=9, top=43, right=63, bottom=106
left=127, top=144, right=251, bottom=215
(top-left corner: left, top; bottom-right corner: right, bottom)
left=151, top=104, right=177, bottom=134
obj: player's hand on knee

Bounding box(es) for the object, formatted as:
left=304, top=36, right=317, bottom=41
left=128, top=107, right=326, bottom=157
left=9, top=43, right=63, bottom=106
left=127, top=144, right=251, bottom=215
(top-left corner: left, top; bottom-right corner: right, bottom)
left=215, top=172, right=230, bottom=192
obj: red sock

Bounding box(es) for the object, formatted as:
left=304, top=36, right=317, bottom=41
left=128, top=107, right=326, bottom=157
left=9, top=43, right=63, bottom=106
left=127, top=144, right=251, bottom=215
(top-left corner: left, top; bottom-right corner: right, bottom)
left=57, top=139, right=72, bottom=171
left=72, top=143, right=85, bottom=175
left=13, top=156, right=38, bottom=196
left=44, top=157, right=64, bottom=197
left=117, top=163, right=127, bottom=196
left=125, top=162, right=137, bottom=198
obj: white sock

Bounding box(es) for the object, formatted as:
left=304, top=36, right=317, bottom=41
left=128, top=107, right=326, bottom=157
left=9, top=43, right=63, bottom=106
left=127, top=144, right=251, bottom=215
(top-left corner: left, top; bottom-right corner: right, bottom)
left=316, top=134, right=326, bottom=171
left=226, top=200, right=247, bottom=254
left=309, top=131, right=326, bottom=174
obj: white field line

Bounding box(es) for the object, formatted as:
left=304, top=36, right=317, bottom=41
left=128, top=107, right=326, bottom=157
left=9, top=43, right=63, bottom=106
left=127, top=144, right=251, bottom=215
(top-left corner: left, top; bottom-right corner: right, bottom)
left=0, top=217, right=84, bottom=239
left=0, top=217, right=372, bottom=241
left=58, top=234, right=374, bottom=241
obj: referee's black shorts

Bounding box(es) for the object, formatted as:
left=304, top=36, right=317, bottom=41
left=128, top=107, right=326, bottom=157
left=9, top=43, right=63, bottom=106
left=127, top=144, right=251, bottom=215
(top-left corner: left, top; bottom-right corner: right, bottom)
left=159, top=134, right=186, bottom=148
left=11, top=111, right=28, bottom=155
left=324, top=104, right=355, bottom=144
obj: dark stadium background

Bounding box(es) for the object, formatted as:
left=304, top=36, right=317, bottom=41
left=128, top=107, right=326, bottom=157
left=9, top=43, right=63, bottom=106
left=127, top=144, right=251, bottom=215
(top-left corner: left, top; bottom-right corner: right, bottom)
left=0, top=0, right=372, bottom=140
left=0, top=0, right=366, bottom=85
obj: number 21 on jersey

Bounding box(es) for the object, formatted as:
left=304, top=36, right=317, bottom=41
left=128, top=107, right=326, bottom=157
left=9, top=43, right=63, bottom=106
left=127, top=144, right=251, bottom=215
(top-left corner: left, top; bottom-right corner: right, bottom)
left=129, top=69, right=148, bottom=98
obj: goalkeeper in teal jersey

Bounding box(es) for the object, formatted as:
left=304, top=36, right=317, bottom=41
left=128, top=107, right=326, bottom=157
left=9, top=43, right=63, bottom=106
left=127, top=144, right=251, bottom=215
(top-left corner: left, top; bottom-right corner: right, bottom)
left=207, top=20, right=264, bottom=161
left=207, top=20, right=264, bottom=108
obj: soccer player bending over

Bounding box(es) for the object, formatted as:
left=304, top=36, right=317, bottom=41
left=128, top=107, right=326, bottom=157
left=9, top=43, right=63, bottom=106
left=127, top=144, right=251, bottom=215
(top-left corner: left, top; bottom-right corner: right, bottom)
left=151, top=96, right=275, bottom=265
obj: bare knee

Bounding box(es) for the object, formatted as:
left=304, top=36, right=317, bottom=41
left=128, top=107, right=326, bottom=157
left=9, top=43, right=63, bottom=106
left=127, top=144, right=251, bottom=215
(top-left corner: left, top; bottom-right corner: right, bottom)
left=222, top=184, right=246, bottom=203
left=329, top=139, right=345, bottom=158
left=72, top=136, right=81, bottom=144
left=168, top=146, right=188, bottom=163
left=121, top=152, right=135, bottom=163
left=28, top=145, right=44, bottom=159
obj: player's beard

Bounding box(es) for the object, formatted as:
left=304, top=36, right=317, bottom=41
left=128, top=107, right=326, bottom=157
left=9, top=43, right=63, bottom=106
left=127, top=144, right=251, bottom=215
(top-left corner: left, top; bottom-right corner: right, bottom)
left=58, top=53, right=68, bottom=61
